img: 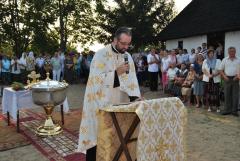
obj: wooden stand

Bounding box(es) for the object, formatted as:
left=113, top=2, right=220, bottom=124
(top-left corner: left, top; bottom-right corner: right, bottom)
left=110, top=112, right=139, bottom=161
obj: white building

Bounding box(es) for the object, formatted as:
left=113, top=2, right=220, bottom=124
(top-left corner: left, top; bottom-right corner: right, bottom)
left=159, top=0, right=240, bottom=58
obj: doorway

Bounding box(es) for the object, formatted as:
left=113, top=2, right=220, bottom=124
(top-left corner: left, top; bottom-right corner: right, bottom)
left=207, top=32, right=225, bottom=60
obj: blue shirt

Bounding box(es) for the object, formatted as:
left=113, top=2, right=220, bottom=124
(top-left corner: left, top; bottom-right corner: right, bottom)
left=2, top=59, right=11, bottom=72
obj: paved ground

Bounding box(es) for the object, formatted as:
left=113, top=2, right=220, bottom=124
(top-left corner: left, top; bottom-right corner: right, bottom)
left=0, top=84, right=240, bottom=161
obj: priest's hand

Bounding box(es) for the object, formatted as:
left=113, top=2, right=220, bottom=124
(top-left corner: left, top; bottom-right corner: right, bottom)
left=116, top=63, right=129, bottom=76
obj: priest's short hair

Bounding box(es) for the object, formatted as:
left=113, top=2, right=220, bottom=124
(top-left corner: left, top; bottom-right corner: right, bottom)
left=114, top=27, right=132, bottom=39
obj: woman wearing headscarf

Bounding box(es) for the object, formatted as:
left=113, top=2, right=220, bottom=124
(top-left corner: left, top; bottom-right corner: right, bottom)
left=202, top=49, right=222, bottom=112
left=26, top=51, right=35, bottom=73
left=161, top=50, right=170, bottom=92
left=193, top=53, right=205, bottom=108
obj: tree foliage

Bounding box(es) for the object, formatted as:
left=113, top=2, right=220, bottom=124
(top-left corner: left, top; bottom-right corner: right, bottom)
left=0, top=0, right=176, bottom=55
left=0, top=0, right=97, bottom=56
left=57, top=0, right=98, bottom=51
left=95, top=0, right=176, bottom=50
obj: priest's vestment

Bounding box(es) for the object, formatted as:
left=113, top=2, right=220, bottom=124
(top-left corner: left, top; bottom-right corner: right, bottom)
left=77, top=44, right=141, bottom=152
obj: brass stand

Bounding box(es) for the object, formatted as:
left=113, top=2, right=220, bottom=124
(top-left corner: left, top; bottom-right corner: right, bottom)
left=34, top=72, right=66, bottom=136
left=36, top=72, right=62, bottom=136
left=36, top=104, right=62, bottom=136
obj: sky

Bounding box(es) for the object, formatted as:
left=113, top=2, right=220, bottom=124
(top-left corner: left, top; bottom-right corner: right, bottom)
left=175, top=0, right=192, bottom=12
left=80, top=0, right=192, bottom=52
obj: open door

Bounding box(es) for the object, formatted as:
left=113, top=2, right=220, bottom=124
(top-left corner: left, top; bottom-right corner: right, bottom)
left=207, top=32, right=225, bottom=60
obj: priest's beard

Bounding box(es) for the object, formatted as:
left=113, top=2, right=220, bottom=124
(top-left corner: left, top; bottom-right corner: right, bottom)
left=115, top=44, right=128, bottom=54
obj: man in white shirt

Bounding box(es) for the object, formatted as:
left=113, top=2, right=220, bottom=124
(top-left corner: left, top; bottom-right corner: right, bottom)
left=189, top=48, right=196, bottom=64
left=220, top=47, right=240, bottom=116
left=176, top=49, right=184, bottom=67
left=182, top=49, right=189, bottom=64
left=51, top=52, right=62, bottom=81
left=147, top=48, right=160, bottom=91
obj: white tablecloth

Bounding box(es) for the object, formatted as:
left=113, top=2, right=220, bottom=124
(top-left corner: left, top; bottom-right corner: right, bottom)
left=2, top=87, right=69, bottom=120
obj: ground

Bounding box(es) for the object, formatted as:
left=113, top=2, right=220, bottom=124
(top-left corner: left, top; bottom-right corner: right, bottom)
left=0, top=84, right=239, bottom=161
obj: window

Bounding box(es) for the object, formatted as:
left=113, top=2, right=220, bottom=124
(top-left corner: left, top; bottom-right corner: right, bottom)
left=178, top=41, right=183, bottom=49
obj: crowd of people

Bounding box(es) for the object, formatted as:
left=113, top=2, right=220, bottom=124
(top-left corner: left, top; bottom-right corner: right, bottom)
left=133, top=43, right=240, bottom=116
left=0, top=42, right=239, bottom=116
left=0, top=50, right=95, bottom=85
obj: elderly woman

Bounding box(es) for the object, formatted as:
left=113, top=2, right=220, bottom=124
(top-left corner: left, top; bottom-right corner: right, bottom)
left=167, top=63, right=179, bottom=94
left=193, top=53, right=205, bottom=108
left=181, top=64, right=195, bottom=104
left=173, top=63, right=188, bottom=97
left=202, top=49, right=222, bottom=112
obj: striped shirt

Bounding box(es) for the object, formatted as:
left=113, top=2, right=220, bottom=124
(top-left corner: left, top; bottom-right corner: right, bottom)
left=200, top=48, right=208, bottom=58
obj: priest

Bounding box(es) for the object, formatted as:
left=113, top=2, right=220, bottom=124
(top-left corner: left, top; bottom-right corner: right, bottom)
left=77, top=27, right=141, bottom=161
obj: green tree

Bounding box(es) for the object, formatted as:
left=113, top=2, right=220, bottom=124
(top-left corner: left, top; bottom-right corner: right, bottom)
left=0, top=0, right=58, bottom=56
left=95, top=0, right=176, bottom=50
left=0, top=0, right=118, bottom=55
left=56, top=0, right=98, bottom=51
left=23, top=0, right=58, bottom=53
left=0, top=0, right=26, bottom=56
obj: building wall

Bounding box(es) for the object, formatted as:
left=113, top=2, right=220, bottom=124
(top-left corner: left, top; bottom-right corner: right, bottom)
left=225, top=30, right=240, bottom=58
left=166, top=35, right=207, bottom=52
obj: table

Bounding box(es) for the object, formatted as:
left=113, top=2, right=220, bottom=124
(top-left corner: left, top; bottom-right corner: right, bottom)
left=2, top=87, right=69, bottom=132
left=97, top=97, right=187, bottom=161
